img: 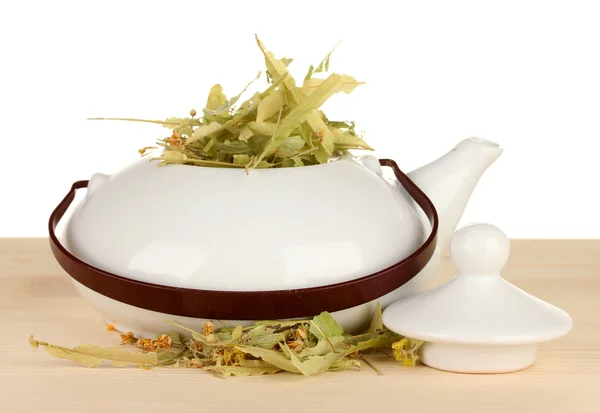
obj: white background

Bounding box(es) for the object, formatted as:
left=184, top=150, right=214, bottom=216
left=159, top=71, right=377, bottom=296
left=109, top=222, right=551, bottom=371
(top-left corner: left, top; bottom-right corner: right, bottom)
left=1, top=0, right=599, bottom=238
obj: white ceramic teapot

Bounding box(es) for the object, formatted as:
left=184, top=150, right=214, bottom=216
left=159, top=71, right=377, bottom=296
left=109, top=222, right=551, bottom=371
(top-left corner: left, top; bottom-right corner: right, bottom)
left=49, top=137, right=502, bottom=338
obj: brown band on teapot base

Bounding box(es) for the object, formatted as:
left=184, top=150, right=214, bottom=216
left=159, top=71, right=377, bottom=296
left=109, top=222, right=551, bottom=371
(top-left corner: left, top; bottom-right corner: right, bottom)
left=48, top=159, right=438, bottom=320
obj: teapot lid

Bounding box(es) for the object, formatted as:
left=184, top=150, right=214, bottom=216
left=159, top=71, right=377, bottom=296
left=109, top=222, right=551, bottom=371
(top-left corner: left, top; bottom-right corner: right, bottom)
left=382, top=223, right=573, bottom=345
left=381, top=223, right=573, bottom=373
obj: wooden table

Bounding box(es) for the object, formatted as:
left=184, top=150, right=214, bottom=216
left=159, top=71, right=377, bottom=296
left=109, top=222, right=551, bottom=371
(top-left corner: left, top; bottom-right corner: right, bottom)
left=1, top=239, right=598, bottom=413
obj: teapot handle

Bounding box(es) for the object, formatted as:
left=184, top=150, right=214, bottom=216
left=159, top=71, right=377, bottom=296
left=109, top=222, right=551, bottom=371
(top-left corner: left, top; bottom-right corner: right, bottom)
left=48, top=160, right=438, bottom=320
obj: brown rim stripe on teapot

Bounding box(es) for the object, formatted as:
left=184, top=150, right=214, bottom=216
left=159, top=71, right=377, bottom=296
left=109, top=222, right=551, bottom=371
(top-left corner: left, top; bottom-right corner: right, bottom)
left=48, top=159, right=439, bottom=320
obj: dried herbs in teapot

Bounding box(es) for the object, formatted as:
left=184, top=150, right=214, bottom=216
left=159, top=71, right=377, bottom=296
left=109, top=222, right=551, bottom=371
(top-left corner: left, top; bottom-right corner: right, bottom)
left=89, top=35, right=373, bottom=171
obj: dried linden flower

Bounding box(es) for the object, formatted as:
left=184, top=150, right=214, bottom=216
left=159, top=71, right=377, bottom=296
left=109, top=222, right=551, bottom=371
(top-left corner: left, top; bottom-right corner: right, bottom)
left=203, top=321, right=214, bottom=335
left=119, top=332, right=135, bottom=345
left=136, top=338, right=159, bottom=352
left=286, top=338, right=305, bottom=353
left=223, top=347, right=245, bottom=366
left=155, top=334, right=172, bottom=350
left=392, top=338, right=425, bottom=367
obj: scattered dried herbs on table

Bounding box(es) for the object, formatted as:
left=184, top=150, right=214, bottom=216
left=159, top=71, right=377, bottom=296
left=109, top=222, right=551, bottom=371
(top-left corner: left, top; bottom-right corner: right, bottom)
left=29, top=305, right=425, bottom=377
left=89, top=35, right=374, bottom=171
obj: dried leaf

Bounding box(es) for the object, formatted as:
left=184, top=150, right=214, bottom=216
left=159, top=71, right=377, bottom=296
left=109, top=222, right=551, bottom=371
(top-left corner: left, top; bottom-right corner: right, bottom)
left=187, top=121, right=222, bottom=144
left=184, top=158, right=246, bottom=168
left=155, top=150, right=187, bottom=166
left=314, top=144, right=330, bottom=164
left=328, top=357, right=361, bottom=371
left=240, top=325, right=289, bottom=349
left=87, top=117, right=185, bottom=128
left=253, top=320, right=309, bottom=327
left=202, top=137, right=215, bottom=154
left=215, top=140, right=250, bottom=154
left=310, top=312, right=343, bottom=341
left=345, top=332, right=399, bottom=354
left=29, top=337, right=158, bottom=368
left=255, top=160, right=273, bottom=168
left=255, top=35, right=297, bottom=101
left=250, top=108, right=283, bottom=167
left=235, top=345, right=301, bottom=373
left=305, top=111, right=334, bottom=155
left=256, top=90, right=284, bottom=122
left=112, top=360, right=130, bottom=367
left=166, top=332, right=183, bottom=347
left=368, top=302, right=384, bottom=333
left=92, top=345, right=161, bottom=364
left=231, top=326, right=243, bottom=340
left=157, top=351, right=182, bottom=365
left=276, top=135, right=306, bottom=158
left=280, top=73, right=342, bottom=133
left=247, top=121, right=278, bottom=136
left=44, top=346, right=103, bottom=368
left=205, top=84, right=227, bottom=111
left=228, top=71, right=262, bottom=106
left=297, top=336, right=345, bottom=357
left=162, top=117, right=196, bottom=130
left=233, top=154, right=251, bottom=166
left=284, top=343, right=347, bottom=376
left=302, top=74, right=364, bottom=95
left=333, top=128, right=374, bottom=151
left=204, top=360, right=281, bottom=377
left=256, top=73, right=344, bottom=161
left=28, top=336, right=39, bottom=348
left=305, top=41, right=341, bottom=80
left=238, top=126, right=254, bottom=142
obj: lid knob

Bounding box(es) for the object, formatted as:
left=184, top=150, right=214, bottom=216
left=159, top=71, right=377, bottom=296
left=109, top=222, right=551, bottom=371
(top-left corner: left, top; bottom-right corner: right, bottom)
left=450, top=223, right=510, bottom=276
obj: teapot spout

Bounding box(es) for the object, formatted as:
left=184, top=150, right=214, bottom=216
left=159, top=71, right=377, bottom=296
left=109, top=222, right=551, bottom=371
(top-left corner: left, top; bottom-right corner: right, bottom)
left=408, top=137, right=503, bottom=251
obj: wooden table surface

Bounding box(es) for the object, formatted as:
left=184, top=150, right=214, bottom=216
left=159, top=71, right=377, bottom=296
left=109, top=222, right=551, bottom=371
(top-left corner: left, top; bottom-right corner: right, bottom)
left=1, top=238, right=598, bottom=413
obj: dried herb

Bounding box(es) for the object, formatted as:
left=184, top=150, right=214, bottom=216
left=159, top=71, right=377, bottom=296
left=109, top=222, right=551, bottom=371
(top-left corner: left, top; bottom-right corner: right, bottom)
left=88, top=35, right=373, bottom=170
left=391, top=338, right=425, bottom=367
left=29, top=306, right=424, bottom=377
left=28, top=336, right=159, bottom=368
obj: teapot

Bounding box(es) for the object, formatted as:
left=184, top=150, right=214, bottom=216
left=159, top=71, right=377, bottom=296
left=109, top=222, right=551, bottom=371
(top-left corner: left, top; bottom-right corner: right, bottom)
left=49, top=137, right=502, bottom=338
